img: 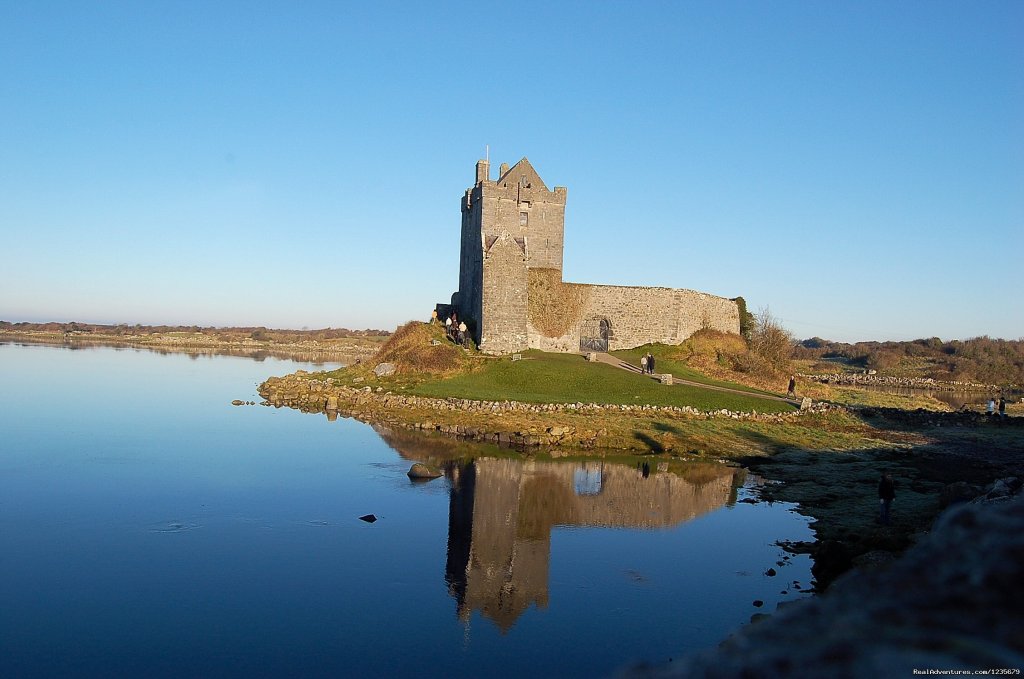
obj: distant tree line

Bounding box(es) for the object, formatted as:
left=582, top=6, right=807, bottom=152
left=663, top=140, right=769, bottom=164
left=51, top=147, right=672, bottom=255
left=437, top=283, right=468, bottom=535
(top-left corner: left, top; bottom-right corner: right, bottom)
left=793, top=335, right=1024, bottom=386
left=0, top=321, right=391, bottom=341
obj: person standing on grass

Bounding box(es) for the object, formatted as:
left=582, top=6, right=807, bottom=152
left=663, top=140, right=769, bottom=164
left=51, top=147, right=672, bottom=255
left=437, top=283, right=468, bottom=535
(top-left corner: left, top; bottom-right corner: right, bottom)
left=878, top=472, right=896, bottom=525
left=987, top=397, right=996, bottom=416
left=647, top=352, right=655, bottom=375
left=787, top=375, right=796, bottom=398
left=999, top=396, right=1006, bottom=419
left=640, top=355, right=648, bottom=374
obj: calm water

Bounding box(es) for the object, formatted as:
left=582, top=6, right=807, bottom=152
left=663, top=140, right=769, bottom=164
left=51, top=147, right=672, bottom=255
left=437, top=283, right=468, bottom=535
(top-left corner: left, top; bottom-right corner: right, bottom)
left=0, top=343, right=813, bottom=678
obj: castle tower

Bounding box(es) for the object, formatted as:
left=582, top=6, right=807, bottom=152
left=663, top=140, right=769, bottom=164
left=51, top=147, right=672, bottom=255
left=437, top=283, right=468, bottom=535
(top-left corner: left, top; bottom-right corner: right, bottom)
left=439, top=156, right=741, bottom=356
left=450, top=158, right=568, bottom=354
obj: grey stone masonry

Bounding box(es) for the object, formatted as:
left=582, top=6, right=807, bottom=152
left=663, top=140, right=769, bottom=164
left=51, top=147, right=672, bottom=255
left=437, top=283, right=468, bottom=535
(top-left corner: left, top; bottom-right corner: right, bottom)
left=439, top=157, right=740, bottom=354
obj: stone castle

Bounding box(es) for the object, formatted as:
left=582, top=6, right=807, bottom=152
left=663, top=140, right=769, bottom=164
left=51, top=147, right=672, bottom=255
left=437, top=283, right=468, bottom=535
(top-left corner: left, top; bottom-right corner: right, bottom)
left=438, top=157, right=740, bottom=355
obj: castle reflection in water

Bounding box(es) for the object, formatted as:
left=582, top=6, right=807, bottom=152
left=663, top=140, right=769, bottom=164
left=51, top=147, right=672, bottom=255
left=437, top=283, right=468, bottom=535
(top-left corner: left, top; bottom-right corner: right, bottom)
left=374, top=426, right=742, bottom=632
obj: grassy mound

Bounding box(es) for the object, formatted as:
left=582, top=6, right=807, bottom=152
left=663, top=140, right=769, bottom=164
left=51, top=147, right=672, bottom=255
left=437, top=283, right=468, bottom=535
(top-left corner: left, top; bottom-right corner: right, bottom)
left=676, top=329, right=749, bottom=371
left=612, top=333, right=785, bottom=397
left=370, top=321, right=472, bottom=376
left=669, top=329, right=792, bottom=394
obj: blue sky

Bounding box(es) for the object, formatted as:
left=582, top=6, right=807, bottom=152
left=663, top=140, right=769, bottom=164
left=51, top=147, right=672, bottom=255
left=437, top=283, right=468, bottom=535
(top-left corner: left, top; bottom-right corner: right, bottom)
left=1, top=1, right=1021, bottom=342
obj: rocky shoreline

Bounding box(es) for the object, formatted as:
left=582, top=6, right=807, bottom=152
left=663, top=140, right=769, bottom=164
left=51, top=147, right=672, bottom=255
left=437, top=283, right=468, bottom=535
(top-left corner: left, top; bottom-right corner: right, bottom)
left=258, top=371, right=834, bottom=449
left=652, top=481, right=1024, bottom=677
left=259, top=371, right=1021, bottom=449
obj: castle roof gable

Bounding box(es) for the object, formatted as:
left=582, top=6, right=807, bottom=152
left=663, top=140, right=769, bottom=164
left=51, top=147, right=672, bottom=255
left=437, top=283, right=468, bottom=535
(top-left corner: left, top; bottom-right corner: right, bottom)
left=496, top=157, right=549, bottom=192
left=484, top=231, right=527, bottom=256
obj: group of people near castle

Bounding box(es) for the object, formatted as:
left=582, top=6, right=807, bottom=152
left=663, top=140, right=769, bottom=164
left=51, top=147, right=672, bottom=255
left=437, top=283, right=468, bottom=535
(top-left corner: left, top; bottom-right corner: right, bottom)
left=432, top=309, right=468, bottom=347
left=639, top=352, right=656, bottom=375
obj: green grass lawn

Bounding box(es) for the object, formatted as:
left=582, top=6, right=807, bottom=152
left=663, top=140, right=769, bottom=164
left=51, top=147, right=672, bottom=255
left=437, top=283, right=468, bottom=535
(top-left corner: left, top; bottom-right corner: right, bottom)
left=407, top=350, right=795, bottom=413
left=611, top=345, right=783, bottom=397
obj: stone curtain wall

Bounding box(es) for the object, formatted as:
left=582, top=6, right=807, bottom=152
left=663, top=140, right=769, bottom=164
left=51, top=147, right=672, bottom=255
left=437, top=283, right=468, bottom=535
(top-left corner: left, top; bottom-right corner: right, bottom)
left=528, top=283, right=740, bottom=352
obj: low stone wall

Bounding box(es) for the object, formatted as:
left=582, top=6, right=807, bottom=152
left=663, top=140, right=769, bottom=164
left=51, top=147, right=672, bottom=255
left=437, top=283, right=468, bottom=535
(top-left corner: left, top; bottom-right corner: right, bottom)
left=799, top=372, right=996, bottom=392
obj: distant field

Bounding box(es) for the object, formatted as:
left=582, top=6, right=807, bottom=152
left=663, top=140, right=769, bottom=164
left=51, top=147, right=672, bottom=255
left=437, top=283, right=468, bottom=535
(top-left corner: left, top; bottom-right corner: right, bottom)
left=407, top=350, right=795, bottom=413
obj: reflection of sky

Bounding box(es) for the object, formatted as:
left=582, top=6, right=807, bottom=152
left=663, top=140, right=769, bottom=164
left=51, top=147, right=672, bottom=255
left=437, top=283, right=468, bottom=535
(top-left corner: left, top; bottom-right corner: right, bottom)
left=573, top=466, right=603, bottom=495
left=0, top=343, right=812, bottom=678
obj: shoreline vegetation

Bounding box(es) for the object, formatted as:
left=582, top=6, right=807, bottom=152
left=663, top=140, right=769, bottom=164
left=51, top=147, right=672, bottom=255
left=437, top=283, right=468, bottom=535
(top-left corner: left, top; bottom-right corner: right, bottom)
left=258, top=321, right=1024, bottom=591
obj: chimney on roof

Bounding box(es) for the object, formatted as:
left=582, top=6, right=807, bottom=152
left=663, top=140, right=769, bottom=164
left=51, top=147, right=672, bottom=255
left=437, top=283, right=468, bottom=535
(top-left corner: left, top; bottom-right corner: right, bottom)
left=476, top=159, right=490, bottom=184
left=499, top=162, right=509, bottom=178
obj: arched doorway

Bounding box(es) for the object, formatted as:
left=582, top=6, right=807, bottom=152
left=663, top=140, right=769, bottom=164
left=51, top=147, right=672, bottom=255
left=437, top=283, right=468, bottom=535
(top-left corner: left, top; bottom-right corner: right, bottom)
left=580, top=317, right=612, bottom=352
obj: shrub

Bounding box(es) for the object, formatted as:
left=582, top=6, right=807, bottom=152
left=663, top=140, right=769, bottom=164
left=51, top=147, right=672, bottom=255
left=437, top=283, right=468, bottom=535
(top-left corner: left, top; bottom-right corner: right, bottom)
left=731, top=351, right=774, bottom=376
left=747, top=307, right=794, bottom=375
left=733, top=297, right=755, bottom=340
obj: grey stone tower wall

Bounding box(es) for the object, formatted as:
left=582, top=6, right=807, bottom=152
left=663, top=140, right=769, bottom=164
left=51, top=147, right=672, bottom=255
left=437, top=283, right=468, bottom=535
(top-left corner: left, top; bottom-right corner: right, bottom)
left=454, top=184, right=484, bottom=332
left=480, top=234, right=529, bottom=354
left=478, top=161, right=566, bottom=273
left=452, top=158, right=566, bottom=352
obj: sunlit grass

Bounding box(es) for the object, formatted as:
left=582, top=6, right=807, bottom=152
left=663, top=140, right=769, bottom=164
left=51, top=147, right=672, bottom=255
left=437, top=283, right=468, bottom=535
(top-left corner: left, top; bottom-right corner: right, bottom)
left=407, top=350, right=795, bottom=413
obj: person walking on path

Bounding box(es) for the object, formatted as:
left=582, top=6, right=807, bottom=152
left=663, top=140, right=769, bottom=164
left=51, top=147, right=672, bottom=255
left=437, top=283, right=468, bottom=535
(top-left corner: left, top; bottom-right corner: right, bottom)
left=878, top=472, right=896, bottom=526
left=987, top=397, right=996, bottom=416
left=458, top=321, right=468, bottom=347
left=999, top=396, right=1007, bottom=419
left=787, top=376, right=796, bottom=398
left=640, top=355, right=648, bottom=374
left=646, top=353, right=655, bottom=375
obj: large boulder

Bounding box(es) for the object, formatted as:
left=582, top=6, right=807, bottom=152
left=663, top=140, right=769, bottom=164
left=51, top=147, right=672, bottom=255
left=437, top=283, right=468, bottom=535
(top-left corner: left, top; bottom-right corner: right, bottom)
left=939, top=481, right=981, bottom=508
left=407, top=463, right=442, bottom=480
left=373, top=362, right=396, bottom=377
